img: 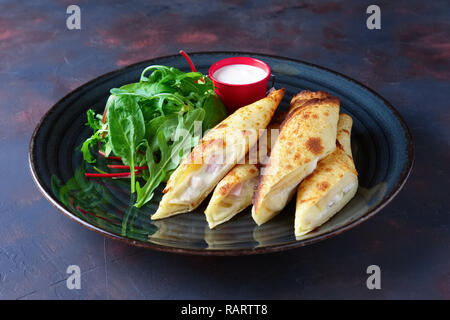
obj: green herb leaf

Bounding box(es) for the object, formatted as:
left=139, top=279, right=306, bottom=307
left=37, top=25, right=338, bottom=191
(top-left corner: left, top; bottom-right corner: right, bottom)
left=107, top=95, right=145, bottom=193
left=135, top=108, right=205, bottom=207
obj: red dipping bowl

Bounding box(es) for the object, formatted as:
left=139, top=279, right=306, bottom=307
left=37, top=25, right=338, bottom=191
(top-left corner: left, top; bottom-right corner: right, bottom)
left=209, top=57, right=271, bottom=112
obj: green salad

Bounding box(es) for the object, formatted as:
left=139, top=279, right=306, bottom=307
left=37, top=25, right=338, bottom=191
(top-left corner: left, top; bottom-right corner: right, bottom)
left=81, top=65, right=228, bottom=207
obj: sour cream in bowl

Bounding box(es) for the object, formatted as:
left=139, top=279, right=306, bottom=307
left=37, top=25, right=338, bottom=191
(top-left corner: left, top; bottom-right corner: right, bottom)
left=213, top=64, right=268, bottom=85
left=209, top=57, right=271, bottom=112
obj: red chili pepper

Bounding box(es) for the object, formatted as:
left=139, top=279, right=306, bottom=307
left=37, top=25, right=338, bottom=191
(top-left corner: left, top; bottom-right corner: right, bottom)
left=108, top=164, right=148, bottom=170
left=179, top=50, right=197, bottom=72
left=85, top=170, right=141, bottom=178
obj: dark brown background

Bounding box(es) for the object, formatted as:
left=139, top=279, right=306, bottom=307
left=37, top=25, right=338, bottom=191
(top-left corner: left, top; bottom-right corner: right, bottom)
left=1, top=0, right=449, bottom=299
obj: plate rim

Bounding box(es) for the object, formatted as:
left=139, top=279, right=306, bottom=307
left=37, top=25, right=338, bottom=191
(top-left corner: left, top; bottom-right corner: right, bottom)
left=28, top=51, right=414, bottom=256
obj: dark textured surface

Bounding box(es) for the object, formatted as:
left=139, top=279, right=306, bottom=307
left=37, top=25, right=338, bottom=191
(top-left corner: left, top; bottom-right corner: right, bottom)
left=0, top=0, right=449, bottom=299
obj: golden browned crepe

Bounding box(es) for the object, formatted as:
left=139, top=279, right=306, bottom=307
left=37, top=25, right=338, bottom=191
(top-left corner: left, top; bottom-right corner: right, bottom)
left=152, top=89, right=285, bottom=220
left=204, top=118, right=284, bottom=229
left=294, top=113, right=358, bottom=236
left=252, top=93, right=340, bottom=225
left=204, top=164, right=259, bottom=228
left=288, top=90, right=332, bottom=113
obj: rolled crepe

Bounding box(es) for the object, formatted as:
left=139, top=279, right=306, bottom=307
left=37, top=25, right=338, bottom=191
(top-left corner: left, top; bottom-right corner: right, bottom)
left=252, top=93, right=340, bottom=225
left=205, top=164, right=259, bottom=228
left=289, top=90, right=332, bottom=111
left=152, top=89, right=285, bottom=220
left=204, top=118, right=283, bottom=229
left=294, top=113, right=358, bottom=236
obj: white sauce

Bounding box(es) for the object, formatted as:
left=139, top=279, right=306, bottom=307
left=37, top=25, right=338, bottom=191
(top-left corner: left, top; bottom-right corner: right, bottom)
left=213, top=64, right=267, bottom=85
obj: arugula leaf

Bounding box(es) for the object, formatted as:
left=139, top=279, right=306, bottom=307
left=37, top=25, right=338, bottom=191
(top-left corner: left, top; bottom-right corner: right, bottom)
left=201, top=94, right=228, bottom=132
left=144, top=115, right=167, bottom=141
left=81, top=130, right=101, bottom=163
left=110, top=82, right=171, bottom=99
left=107, top=95, right=145, bottom=193
left=81, top=109, right=108, bottom=163
left=135, top=108, right=205, bottom=207
left=86, top=109, right=102, bottom=131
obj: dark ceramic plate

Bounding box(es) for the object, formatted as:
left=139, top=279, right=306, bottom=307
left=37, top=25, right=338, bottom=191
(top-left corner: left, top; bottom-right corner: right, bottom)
left=29, top=52, right=413, bottom=255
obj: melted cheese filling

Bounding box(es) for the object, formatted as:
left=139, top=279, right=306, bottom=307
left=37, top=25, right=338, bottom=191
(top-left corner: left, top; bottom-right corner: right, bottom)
left=206, top=176, right=258, bottom=228
left=327, top=182, right=355, bottom=208
left=266, top=158, right=319, bottom=212
left=296, top=173, right=358, bottom=236
left=177, top=163, right=223, bottom=203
